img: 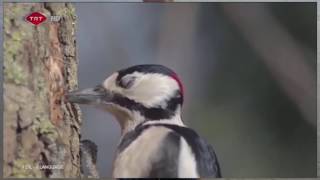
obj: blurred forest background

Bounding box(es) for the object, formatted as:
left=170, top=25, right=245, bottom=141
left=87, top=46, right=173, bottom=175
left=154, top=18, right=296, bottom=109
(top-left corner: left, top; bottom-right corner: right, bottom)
left=0, top=2, right=310, bottom=178
left=75, top=2, right=316, bottom=177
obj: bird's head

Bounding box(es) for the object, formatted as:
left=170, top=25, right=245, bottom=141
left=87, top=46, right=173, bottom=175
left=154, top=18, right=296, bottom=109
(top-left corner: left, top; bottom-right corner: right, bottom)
left=66, top=64, right=184, bottom=132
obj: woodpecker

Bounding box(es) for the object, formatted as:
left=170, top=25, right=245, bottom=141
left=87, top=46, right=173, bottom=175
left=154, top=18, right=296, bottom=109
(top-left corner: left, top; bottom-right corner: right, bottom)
left=66, top=64, right=221, bottom=178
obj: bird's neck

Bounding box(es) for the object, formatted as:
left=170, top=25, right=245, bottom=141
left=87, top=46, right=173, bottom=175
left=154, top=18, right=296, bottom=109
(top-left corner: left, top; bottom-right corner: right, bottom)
left=118, top=108, right=185, bottom=136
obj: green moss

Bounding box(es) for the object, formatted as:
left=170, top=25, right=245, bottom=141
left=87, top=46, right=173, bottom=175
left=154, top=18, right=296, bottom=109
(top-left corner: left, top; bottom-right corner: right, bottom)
left=11, top=159, right=38, bottom=178
left=4, top=17, right=11, bottom=34
left=4, top=3, right=30, bottom=18
left=68, top=4, right=77, bottom=19
left=11, top=31, right=23, bottom=41
left=4, top=23, right=27, bottom=63
left=3, top=9, right=32, bottom=86
left=4, top=60, right=27, bottom=85
left=32, top=117, right=58, bottom=140
left=4, top=39, right=22, bottom=58
left=67, top=63, right=78, bottom=89
left=4, top=4, right=34, bottom=36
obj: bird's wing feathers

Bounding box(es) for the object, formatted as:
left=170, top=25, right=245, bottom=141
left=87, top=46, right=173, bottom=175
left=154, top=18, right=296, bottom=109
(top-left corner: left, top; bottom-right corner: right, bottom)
left=159, top=124, right=221, bottom=178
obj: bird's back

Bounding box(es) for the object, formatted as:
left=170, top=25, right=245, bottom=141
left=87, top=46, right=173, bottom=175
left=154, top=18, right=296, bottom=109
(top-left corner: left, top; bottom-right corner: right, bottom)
left=112, top=123, right=221, bottom=178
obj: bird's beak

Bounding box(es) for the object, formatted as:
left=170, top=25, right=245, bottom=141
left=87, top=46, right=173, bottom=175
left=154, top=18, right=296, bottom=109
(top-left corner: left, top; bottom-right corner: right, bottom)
left=65, top=86, right=113, bottom=105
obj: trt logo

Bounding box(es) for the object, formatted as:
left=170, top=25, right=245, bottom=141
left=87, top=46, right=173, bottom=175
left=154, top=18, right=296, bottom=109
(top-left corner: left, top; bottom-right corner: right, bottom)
left=25, top=12, right=47, bottom=25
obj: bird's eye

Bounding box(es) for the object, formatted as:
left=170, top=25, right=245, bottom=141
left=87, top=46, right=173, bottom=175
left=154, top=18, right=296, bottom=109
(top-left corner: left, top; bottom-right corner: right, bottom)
left=118, top=76, right=135, bottom=89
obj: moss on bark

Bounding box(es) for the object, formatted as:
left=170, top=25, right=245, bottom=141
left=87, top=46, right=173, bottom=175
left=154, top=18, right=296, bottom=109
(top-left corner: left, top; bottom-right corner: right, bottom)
left=3, top=3, right=81, bottom=178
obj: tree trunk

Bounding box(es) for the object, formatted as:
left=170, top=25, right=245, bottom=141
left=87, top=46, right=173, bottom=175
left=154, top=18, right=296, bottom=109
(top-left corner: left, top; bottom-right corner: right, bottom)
left=3, top=3, right=81, bottom=178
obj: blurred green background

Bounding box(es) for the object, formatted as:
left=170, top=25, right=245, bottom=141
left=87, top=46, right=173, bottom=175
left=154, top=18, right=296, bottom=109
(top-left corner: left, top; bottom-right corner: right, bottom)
left=75, top=3, right=316, bottom=177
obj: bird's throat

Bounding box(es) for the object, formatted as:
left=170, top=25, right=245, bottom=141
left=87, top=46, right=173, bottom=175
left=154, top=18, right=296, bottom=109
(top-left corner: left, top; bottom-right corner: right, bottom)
left=107, top=105, right=184, bottom=136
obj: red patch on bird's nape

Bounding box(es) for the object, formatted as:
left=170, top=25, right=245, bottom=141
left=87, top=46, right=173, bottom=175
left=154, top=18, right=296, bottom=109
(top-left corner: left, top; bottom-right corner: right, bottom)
left=170, top=73, right=184, bottom=98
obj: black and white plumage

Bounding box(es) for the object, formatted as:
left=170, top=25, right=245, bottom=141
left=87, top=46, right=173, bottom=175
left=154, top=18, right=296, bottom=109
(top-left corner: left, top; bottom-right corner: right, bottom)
left=66, top=64, right=221, bottom=178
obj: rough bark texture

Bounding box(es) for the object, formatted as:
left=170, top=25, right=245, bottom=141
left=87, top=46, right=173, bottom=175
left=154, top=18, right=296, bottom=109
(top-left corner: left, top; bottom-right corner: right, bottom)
left=3, top=3, right=81, bottom=178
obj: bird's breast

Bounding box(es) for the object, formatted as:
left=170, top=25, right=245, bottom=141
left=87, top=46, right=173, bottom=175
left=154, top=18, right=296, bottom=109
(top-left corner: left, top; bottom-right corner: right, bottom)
left=112, top=126, right=172, bottom=178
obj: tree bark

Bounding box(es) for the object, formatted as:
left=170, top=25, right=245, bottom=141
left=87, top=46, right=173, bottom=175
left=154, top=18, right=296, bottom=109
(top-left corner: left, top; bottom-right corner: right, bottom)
left=3, top=3, right=81, bottom=178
